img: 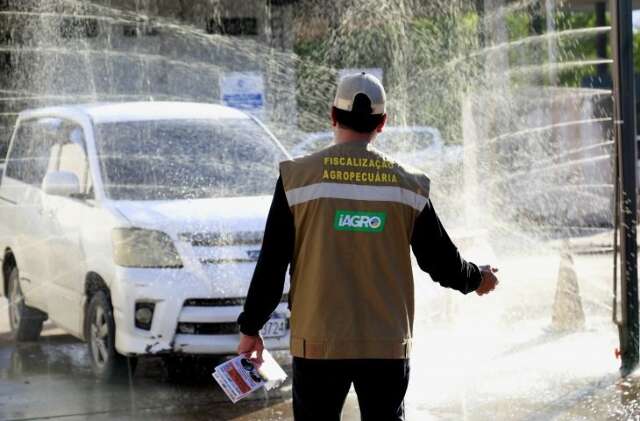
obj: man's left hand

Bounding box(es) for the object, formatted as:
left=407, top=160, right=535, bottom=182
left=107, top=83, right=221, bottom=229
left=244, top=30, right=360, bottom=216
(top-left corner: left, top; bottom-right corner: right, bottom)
left=237, top=333, right=265, bottom=366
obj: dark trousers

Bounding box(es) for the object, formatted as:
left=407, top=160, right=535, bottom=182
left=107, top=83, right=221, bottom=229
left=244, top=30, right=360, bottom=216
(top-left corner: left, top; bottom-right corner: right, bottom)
left=292, top=357, right=410, bottom=421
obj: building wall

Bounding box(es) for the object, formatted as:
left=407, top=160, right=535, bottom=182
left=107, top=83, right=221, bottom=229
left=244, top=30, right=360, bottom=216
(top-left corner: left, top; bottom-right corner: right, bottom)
left=463, top=87, right=614, bottom=227
left=0, top=0, right=297, bottom=160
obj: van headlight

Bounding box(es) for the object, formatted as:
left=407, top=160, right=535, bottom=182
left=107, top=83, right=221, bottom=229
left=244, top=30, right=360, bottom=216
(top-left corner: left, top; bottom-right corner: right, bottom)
left=112, top=228, right=183, bottom=268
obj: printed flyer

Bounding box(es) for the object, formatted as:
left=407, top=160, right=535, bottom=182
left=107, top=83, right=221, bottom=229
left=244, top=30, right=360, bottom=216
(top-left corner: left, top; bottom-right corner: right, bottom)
left=212, top=349, right=287, bottom=403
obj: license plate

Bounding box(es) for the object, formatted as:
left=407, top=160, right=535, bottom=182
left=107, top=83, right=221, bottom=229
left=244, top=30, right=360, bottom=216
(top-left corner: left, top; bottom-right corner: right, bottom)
left=260, top=316, right=287, bottom=338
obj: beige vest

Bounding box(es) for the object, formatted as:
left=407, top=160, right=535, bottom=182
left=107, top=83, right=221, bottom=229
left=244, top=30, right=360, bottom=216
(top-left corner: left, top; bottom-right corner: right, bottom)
left=280, top=140, right=430, bottom=359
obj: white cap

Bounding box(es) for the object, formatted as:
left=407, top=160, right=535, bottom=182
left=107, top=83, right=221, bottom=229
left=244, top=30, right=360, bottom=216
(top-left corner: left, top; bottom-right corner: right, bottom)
left=333, top=72, right=386, bottom=115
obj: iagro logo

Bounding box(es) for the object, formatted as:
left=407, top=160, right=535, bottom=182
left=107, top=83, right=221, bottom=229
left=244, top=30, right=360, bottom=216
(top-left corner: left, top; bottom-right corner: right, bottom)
left=334, top=210, right=386, bottom=233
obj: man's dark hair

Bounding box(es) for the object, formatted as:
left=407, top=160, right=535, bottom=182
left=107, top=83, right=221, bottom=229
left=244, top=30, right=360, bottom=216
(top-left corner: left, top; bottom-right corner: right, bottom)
left=333, top=93, right=385, bottom=133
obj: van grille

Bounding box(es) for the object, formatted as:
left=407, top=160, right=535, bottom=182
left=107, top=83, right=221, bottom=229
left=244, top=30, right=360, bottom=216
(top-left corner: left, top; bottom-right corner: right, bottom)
left=184, top=294, right=288, bottom=307
left=176, top=319, right=290, bottom=335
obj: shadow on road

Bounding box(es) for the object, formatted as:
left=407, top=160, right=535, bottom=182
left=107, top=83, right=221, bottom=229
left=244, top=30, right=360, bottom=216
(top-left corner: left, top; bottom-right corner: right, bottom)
left=0, top=327, right=295, bottom=420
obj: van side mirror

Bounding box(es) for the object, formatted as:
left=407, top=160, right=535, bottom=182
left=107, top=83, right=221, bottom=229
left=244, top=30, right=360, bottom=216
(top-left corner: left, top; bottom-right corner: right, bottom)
left=42, top=171, right=81, bottom=197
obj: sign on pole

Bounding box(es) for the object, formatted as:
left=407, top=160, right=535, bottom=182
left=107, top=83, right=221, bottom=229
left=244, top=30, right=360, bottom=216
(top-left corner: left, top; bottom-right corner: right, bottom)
left=220, top=72, right=265, bottom=119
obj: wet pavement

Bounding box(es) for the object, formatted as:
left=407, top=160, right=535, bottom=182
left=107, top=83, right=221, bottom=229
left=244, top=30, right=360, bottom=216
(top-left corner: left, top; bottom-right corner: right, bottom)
left=2, top=252, right=640, bottom=420
left=0, top=322, right=298, bottom=420
left=0, top=299, right=361, bottom=421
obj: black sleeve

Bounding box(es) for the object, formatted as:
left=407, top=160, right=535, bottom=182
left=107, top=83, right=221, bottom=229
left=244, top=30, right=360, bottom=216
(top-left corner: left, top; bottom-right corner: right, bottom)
left=411, top=199, right=482, bottom=294
left=237, top=176, right=294, bottom=335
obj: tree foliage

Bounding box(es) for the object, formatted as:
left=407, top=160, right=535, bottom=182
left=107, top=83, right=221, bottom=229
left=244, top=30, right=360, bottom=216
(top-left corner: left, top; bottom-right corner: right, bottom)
left=292, top=4, right=622, bottom=141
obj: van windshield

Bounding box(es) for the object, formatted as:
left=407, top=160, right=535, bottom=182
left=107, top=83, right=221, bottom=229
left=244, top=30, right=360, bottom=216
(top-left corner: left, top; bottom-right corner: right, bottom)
left=94, top=118, right=286, bottom=201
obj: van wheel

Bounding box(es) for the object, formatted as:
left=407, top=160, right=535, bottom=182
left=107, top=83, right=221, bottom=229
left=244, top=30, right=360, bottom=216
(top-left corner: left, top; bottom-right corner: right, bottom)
left=8, top=267, right=45, bottom=341
left=85, top=291, right=137, bottom=382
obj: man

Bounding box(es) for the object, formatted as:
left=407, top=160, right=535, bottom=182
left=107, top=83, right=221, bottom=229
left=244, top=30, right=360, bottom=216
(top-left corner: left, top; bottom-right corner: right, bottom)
left=237, top=73, right=499, bottom=421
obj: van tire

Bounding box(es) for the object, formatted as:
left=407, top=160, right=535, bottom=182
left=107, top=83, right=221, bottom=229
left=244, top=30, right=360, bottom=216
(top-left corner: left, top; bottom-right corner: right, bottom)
left=85, top=290, right=137, bottom=382
left=8, top=267, right=45, bottom=342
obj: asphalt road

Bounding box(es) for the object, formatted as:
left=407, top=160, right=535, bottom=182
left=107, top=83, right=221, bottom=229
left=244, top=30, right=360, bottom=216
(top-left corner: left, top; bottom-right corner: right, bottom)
left=2, top=251, right=640, bottom=420
left=0, top=298, right=361, bottom=421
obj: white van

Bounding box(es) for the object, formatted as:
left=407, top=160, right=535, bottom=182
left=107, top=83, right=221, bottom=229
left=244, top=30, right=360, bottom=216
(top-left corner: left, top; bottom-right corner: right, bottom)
left=0, top=102, right=291, bottom=381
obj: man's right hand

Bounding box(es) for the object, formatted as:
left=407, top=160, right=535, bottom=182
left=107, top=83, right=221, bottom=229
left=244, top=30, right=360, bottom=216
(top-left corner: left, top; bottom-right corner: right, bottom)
left=237, top=333, right=265, bottom=366
left=476, top=265, right=499, bottom=296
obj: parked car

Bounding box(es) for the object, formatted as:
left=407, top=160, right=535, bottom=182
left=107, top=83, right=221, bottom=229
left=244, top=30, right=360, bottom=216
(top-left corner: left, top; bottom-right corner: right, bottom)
left=291, top=126, right=462, bottom=172
left=0, top=102, right=291, bottom=381
left=293, top=126, right=467, bottom=225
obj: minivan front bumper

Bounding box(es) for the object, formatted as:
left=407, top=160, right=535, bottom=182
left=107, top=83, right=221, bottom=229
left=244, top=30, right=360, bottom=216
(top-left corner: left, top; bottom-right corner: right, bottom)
left=109, top=266, right=290, bottom=356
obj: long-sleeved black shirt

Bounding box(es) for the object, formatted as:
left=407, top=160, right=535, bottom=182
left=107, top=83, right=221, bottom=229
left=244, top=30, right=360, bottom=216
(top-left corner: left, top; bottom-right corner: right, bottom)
left=237, top=176, right=482, bottom=336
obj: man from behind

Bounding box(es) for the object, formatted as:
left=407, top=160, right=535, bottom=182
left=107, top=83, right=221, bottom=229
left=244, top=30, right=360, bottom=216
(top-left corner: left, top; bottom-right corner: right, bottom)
left=237, top=72, right=499, bottom=421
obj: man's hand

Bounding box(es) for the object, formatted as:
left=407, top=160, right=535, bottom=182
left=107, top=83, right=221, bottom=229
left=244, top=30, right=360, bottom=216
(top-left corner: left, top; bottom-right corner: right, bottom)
left=476, top=265, right=499, bottom=296
left=237, top=333, right=265, bottom=366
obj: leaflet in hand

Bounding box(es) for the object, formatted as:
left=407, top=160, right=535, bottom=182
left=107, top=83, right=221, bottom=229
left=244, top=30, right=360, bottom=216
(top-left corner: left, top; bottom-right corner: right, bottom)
left=212, top=349, right=287, bottom=403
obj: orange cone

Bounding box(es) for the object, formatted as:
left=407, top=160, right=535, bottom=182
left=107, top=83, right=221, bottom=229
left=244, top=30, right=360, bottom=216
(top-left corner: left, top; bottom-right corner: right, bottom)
left=551, top=241, right=586, bottom=332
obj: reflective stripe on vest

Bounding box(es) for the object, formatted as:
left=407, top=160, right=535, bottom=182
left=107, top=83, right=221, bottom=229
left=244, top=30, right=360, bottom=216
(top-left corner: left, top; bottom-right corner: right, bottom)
left=284, top=181, right=428, bottom=211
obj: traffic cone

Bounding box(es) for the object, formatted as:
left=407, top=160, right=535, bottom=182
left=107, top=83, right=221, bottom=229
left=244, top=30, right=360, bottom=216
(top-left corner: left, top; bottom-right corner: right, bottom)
left=551, top=241, right=586, bottom=332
